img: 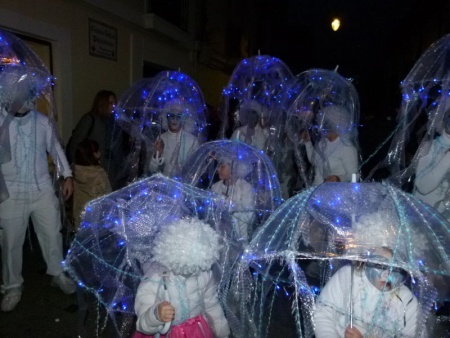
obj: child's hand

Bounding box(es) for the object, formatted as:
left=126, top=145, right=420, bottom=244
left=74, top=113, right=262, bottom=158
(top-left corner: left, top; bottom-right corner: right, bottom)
left=324, top=175, right=340, bottom=182
left=345, top=326, right=363, bottom=338
left=154, top=139, right=165, bottom=156
left=158, top=301, right=175, bottom=322
left=300, top=130, right=311, bottom=142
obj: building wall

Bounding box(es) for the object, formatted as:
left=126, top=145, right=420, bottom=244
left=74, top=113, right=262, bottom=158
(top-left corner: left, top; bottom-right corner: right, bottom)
left=0, top=0, right=200, bottom=142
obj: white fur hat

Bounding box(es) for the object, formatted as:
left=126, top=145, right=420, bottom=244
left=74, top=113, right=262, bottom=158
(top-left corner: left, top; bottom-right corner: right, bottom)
left=163, top=98, right=195, bottom=115
left=350, top=211, right=399, bottom=252
left=238, top=99, right=270, bottom=125
left=321, top=105, right=353, bottom=134
left=151, top=217, right=221, bottom=276
left=217, top=156, right=254, bottom=178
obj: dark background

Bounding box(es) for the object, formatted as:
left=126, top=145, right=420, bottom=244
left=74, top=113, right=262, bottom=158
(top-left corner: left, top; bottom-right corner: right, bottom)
left=224, top=0, right=450, bottom=176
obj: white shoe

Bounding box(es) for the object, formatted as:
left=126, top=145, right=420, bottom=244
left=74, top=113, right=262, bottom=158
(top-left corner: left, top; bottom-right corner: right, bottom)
left=1, top=288, right=22, bottom=312
left=51, top=273, right=76, bottom=294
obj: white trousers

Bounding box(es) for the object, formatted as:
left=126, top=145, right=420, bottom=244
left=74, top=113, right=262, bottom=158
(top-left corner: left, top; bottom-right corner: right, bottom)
left=0, top=187, right=64, bottom=291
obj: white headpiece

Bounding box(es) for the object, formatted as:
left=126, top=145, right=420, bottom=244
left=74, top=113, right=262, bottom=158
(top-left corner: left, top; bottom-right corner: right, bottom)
left=151, top=217, right=221, bottom=276
left=350, top=210, right=399, bottom=254
left=322, top=105, right=352, bottom=135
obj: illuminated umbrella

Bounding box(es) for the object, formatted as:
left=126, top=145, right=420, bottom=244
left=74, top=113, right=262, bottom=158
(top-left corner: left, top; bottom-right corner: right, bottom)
left=0, top=29, right=55, bottom=202
left=65, top=174, right=239, bottom=337
left=227, top=181, right=450, bottom=337
left=276, top=68, right=360, bottom=189
left=219, top=55, right=293, bottom=138
left=367, top=34, right=450, bottom=185
left=114, top=70, right=207, bottom=180
left=182, top=139, right=284, bottom=237
left=115, top=70, right=207, bottom=141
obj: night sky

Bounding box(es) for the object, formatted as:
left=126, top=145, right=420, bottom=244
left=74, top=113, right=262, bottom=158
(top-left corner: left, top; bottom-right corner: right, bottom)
left=246, top=0, right=450, bottom=174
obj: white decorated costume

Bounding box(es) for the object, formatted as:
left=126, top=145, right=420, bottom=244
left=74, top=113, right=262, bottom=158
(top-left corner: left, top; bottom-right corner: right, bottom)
left=414, top=131, right=450, bottom=220
left=149, top=130, right=199, bottom=177
left=315, top=265, right=419, bottom=338
left=211, top=178, right=255, bottom=242
left=305, top=137, right=358, bottom=185
left=134, top=218, right=230, bottom=338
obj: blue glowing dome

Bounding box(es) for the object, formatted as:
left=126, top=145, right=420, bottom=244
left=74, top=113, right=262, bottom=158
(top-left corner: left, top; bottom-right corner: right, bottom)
left=65, top=174, right=239, bottom=336
left=181, top=139, right=284, bottom=238
left=282, top=68, right=360, bottom=144
left=0, top=28, right=54, bottom=115
left=368, top=34, right=450, bottom=185
left=219, top=55, right=293, bottom=138
left=227, top=181, right=450, bottom=338
left=115, top=70, right=207, bottom=141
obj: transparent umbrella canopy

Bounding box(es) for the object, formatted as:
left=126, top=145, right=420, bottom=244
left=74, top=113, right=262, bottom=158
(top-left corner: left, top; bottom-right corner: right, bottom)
left=0, top=29, right=57, bottom=202
left=275, top=68, right=360, bottom=189
left=181, top=139, right=284, bottom=237
left=367, top=34, right=450, bottom=185
left=227, top=181, right=450, bottom=338
left=114, top=70, right=207, bottom=180
left=115, top=70, right=207, bottom=141
left=0, top=28, right=54, bottom=112
left=65, top=174, right=239, bottom=337
left=219, top=55, right=293, bottom=138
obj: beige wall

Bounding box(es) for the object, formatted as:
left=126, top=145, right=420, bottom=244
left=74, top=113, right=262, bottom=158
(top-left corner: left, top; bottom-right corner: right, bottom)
left=0, top=0, right=198, bottom=142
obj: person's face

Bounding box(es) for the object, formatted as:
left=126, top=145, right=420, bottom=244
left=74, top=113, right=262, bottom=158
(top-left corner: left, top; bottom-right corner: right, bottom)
left=365, top=248, right=406, bottom=291
left=217, top=163, right=231, bottom=181
left=19, top=96, right=37, bottom=113
left=12, top=89, right=39, bottom=114
left=260, top=113, right=270, bottom=129
left=167, top=112, right=183, bottom=132
left=247, top=110, right=259, bottom=129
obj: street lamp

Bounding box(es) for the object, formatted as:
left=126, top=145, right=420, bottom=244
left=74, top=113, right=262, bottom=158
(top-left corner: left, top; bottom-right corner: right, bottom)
left=331, top=18, right=340, bottom=31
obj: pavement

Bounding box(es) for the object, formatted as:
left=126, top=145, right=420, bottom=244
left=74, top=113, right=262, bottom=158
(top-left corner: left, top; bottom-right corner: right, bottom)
left=0, top=230, right=80, bottom=337
left=0, top=226, right=123, bottom=338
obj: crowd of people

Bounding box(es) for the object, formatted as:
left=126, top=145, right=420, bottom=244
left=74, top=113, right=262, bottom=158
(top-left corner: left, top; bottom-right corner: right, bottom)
left=1, top=28, right=450, bottom=338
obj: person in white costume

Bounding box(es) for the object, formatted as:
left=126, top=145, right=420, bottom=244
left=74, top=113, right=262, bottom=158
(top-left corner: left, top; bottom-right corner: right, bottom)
left=231, top=100, right=271, bottom=151
left=315, top=247, right=418, bottom=338
left=0, top=80, right=76, bottom=312
left=134, top=218, right=230, bottom=338
left=304, top=105, right=358, bottom=185
left=149, top=101, right=199, bottom=177
left=211, top=157, right=254, bottom=242
left=414, top=106, right=450, bottom=220
left=315, top=212, right=419, bottom=338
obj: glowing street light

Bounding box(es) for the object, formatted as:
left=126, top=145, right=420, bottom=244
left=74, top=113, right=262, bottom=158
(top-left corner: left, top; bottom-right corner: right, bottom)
left=331, top=18, right=341, bottom=31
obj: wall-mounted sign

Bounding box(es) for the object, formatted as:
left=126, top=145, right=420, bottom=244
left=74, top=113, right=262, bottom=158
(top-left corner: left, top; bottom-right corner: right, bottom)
left=89, top=19, right=117, bottom=61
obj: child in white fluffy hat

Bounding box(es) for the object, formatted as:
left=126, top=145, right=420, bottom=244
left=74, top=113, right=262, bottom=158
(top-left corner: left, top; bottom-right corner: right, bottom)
left=133, top=217, right=230, bottom=338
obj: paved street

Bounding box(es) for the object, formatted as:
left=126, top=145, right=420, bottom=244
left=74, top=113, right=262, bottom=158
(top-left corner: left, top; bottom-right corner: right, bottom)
left=0, top=230, right=80, bottom=337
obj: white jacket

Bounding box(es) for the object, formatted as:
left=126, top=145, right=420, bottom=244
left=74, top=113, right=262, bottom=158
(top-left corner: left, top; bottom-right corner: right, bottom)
left=211, top=178, right=255, bottom=241
left=231, top=125, right=269, bottom=151
left=0, top=109, right=72, bottom=193
left=149, top=130, right=199, bottom=177
left=414, top=132, right=450, bottom=220
left=135, top=263, right=230, bottom=337
left=305, top=137, right=358, bottom=185
left=315, top=265, right=419, bottom=338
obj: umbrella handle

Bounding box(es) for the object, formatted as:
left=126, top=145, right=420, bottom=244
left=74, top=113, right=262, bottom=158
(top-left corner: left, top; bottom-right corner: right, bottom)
left=159, top=273, right=172, bottom=335
left=350, top=264, right=354, bottom=328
